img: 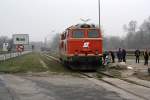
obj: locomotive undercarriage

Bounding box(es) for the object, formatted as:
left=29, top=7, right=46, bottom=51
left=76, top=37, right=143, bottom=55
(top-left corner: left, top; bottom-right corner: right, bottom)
left=61, top=55, right=103, bottom=70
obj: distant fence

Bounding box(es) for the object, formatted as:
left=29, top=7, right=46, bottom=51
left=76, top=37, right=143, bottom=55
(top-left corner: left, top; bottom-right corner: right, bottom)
left=0, top=51, right=32, bottom=61
left=104, top=49, right=147, bottom=56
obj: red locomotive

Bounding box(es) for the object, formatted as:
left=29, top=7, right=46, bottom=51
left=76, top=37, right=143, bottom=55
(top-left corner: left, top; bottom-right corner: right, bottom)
left=59, top=24, right=103, bottom=70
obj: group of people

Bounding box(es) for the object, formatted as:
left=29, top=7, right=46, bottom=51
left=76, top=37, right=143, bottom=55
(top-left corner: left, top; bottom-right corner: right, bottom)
left=135, top=49, right=150, bottom=65
left=116, top=48, right=127, bottom=62
left=103, top=48, right=126, bottom=65
left=103, top=48, right=150, bottom=66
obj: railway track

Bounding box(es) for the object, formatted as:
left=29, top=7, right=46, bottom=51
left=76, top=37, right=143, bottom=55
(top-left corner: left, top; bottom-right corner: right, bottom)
left=43, top=53, right=61, bottom=63
left=98, top=71, right=150, bottom=88
left=81, top=72, right=150, bottom=100
left=43, top=53, right=150, bottom=100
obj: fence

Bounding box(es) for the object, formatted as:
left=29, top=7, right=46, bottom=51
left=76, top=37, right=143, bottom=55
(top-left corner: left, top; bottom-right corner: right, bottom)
left=0, top=51, right=32, bottom=61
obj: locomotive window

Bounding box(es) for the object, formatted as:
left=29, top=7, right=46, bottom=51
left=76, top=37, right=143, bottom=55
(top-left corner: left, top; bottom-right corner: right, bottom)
left=88, top=30, right=99, bottom=38
left=72, top=31, right=84, bottom=38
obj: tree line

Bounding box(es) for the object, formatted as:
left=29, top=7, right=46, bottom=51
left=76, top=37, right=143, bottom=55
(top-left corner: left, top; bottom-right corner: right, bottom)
left=103, top=16, right=150, bottom=50
left=1, top=16, right=149, bottom=52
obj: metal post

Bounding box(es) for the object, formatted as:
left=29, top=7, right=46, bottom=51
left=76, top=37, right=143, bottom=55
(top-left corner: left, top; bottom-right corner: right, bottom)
left=98, top=0, right=101, bottom=29
left=44, top=37, right=47, bottom=47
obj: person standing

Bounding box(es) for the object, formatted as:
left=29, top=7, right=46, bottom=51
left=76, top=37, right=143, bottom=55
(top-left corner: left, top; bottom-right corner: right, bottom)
left=143, top=49, right=149, bottom=65
left=135, top=49, right=140, bottom=63
left=103, top=51, right=107, bottom=64
left=105, top=52, right=111, bottom=65
left=117, top=48, right=122, bottom=62
left=122, top=49, right=126, bottom=62
left=110, top=51, right=115, bottom=63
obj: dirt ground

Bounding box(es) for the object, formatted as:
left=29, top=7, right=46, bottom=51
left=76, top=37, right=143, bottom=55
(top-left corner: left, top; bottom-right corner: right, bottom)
left=106, top=59, right=150, bottom=81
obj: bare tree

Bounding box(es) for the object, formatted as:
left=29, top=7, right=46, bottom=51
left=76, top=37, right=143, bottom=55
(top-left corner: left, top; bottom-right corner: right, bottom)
left=128, top=20, right=137, bottom=33
left=105, top=17, right=150, bottom=50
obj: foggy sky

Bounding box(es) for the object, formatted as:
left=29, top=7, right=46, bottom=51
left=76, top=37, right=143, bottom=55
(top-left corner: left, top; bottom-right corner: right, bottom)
left=0, top=0, right=150, bottom=41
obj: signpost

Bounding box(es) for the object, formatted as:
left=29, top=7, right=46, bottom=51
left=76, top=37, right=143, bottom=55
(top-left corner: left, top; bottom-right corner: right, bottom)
left=13, top=34, right=29, bottom=45
left=16, top=45, right=24, bottom=52
left=13, top=34, right=29, bottom=52
left=2, top=43, right=9, bottom=52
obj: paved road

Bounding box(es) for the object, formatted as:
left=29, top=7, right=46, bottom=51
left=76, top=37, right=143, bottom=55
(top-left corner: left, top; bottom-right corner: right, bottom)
left=0, top=74, right=134, bottom=100
left=0, top=78, right=13, bottom=100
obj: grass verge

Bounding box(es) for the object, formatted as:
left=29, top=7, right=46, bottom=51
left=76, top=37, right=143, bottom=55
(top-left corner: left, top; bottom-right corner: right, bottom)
left=40, top=54, right=70, bottom=73
left=0, top=52, right=47, bottom=73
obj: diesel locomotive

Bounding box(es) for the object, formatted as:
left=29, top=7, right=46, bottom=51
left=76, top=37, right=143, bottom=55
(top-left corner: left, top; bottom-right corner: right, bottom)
left=59, top=24, right=103, bottom=70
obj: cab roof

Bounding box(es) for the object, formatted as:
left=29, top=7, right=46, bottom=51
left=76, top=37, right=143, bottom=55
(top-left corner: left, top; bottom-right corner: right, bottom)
left=67, top=24, right=99, bottom=30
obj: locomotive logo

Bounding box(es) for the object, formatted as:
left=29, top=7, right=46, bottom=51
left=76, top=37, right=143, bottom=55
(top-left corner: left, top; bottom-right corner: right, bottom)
left=83, top=42, right=89, bottom=48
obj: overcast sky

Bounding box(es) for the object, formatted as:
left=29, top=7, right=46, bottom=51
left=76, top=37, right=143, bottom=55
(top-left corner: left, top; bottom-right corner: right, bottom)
left=0, top=0, right=150, bottom=41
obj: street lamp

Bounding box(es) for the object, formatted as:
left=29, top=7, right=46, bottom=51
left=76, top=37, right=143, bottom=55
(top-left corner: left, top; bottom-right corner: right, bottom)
left=98, top=0, right=101, bottom=29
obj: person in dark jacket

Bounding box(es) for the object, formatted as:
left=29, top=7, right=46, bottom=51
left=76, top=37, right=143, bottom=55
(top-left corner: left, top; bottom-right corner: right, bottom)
left=135, top=49, right=140, bottom=63
left=122, top=49, right=126, bottom=62
left=143, top=49, right=149, bottom=65
left=117, top=48, right=122, bottom=62
left=110, top=51, right=115, bottom=63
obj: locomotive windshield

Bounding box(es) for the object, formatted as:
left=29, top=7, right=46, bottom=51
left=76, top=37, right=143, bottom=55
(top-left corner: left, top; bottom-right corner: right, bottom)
left=88, top=30, right=99, bottom=38
left=72, top=30, right=84, bottom=38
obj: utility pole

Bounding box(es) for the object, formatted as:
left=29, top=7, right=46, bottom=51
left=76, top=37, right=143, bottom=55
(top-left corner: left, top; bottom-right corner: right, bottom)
left=44, top=37, right=47, bottom=47
left=98, top=0, right=101, bottom=29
